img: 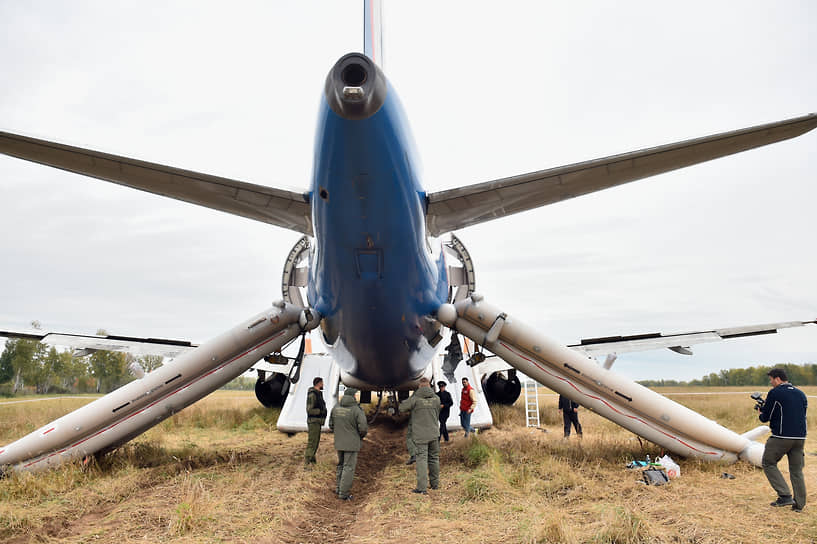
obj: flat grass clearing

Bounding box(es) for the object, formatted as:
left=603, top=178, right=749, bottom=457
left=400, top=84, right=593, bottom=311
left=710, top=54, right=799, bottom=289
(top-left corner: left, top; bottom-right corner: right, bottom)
left=1, top=388, right=815, bottom=543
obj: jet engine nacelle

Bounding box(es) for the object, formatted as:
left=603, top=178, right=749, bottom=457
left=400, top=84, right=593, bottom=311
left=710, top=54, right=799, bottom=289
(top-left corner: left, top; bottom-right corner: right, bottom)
left=481, top=369, right=521, bottom=405
left=255, top=372, right=290, bottom=407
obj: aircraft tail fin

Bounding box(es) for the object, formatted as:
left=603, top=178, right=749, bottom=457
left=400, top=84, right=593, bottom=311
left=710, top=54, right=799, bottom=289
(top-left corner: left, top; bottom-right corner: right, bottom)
left=364, top=0, right=384, bottom=68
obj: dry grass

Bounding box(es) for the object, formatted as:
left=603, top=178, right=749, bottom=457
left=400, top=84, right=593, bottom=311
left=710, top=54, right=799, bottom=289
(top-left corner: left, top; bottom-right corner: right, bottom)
left=1, top=388, right=815, bottom=543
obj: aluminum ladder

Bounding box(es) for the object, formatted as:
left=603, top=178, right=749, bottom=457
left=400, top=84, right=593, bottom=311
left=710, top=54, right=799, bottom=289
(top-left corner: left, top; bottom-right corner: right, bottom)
left=523, top=376, right=540, bottom=428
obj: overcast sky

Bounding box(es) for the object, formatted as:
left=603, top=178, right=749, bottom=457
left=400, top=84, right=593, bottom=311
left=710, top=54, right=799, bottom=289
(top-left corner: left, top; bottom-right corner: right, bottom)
left=1, top=1, right=815, bottom=381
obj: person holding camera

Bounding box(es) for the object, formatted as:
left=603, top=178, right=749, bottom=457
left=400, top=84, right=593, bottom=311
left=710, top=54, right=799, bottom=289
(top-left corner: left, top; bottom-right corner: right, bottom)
left=757, top=368, right=808, bottom=513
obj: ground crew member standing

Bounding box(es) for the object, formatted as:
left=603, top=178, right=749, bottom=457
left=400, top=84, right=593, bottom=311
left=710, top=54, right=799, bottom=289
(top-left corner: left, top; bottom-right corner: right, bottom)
left=558, top=394, right=583, bottom=438
left=328, top=387, right=368, bottom=500
left=436, top=381, right=454, bottom=442
left=405, top=418, right=417, bottom=465
left=399, top=377, right=441, bottom=494
left=304, top=377, right=327, bottom=465
left=459, top=377, right=477, bottom=437
left=758, top=368, right=808, bottom=512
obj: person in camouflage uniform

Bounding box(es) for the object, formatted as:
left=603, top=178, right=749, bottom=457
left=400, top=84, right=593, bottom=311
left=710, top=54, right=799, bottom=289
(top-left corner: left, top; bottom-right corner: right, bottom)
left=399, top=377, right=441, bottom=494
left=304, top=377, right=327, bottom=464
left=328, top=387, right=368, bottom=500
left=405, top=418, right=416, bottom=465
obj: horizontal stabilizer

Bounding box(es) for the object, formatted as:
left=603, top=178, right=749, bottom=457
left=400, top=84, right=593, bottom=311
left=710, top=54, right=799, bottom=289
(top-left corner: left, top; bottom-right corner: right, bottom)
left=426, top=113, right=817, bottom=236
left=0, top=131, right=313, bottom=235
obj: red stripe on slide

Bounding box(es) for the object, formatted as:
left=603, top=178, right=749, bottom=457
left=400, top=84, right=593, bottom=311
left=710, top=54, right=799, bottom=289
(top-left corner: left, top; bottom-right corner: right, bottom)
left=499, top=341, right=720, bottom=456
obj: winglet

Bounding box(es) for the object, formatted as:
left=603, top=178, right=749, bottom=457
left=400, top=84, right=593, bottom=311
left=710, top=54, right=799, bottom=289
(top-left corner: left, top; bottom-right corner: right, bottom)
left=364, top=0, right=384, bottom=68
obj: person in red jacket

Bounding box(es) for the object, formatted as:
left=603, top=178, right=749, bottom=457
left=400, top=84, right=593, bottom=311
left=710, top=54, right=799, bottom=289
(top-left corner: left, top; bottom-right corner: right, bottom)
left=459, top=377, right=477, bottom=437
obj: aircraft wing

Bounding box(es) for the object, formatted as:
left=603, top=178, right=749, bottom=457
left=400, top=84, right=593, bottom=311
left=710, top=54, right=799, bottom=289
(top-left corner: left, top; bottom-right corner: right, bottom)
left=570, top=319, right=817, bottom=357
left=0, top=329, right=197, bottom=358
left=0, top=131, right=313, bottom=235
left=426, top=113, right=817, bottom=236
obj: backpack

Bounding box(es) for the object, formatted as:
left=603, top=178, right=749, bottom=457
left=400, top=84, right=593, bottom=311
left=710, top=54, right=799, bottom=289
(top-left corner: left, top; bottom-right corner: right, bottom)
left=642, top=468, right=669, bottom=486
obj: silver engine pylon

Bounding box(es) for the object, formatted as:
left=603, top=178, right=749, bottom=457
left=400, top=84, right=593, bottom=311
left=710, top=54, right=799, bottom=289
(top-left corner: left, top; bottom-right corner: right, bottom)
left=0, top=302, right=320, bottom=473
left=437, top=297, right=768, bottom=466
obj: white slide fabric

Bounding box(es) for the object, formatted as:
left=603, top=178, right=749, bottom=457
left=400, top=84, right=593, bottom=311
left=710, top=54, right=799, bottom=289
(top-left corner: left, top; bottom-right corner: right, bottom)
left=0, top=303, right=320, bottom=473
left=276, top=353, right=340, bottom=433
left=437, top=298, right=769, bottom=466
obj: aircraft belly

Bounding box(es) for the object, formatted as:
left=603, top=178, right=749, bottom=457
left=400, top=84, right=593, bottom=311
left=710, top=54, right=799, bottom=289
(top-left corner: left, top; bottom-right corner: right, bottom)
left=309, top=88, right=445, bottom=388
left=318, top=266, right=440, bottom=386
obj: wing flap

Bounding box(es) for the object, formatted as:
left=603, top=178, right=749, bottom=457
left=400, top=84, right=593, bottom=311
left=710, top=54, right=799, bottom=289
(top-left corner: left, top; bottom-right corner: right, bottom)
left=571, top=319, right=817, bottom=356
left=427, top=113, right=817, bottom=236
left=0, top=330, right=197, bottom=358
left=0, top=131, right=313, bottom=235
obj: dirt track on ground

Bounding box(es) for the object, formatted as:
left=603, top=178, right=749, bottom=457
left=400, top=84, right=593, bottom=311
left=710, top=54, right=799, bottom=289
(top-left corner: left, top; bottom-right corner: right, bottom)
left=280, top=422, right=406, bottom=544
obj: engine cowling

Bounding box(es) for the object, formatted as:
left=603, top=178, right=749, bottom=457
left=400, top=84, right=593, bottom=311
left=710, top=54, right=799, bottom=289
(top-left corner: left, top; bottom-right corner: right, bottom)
left=481, top=370, right=521, bottom=405
left=255, top=372, right=290, bottom=407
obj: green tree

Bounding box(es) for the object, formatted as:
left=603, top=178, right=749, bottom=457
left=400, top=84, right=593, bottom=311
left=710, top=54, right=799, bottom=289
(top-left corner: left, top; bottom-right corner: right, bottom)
left=86, top=328, right=132, bottom=393
left=0, top=340, right=15, bottom=383
left=26, top=346, right=62, bottom=394
left=89, top=349, right=130, bottom=393
left=7, top=338, right=46, bottom=393
left=139, top=355, right=164, bottom=373
left=55, top=350, right=87, bottom=392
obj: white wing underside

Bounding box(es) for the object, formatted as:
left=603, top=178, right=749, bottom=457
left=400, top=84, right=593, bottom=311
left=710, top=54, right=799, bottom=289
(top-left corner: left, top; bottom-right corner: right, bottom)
left=426, top=113, right=817, bottom=236
left=0, top=330, right=197, bottom=358
left=571, top=319, right=817, bottom=357
left=4, top=319, right=813, bottom=360
left=2, top=114, right=815, bottom=239
left=0, top=131, right=313, bottom=235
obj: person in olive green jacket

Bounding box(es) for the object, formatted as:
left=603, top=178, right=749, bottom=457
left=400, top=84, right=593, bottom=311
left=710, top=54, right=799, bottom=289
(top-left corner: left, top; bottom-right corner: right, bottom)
left=399, top=377, right=441, bottom=494
left=328, top=387, right=368, bottom=500
left=405, top=418, right=417, bottom=465
left=304, top=377, right=327, bottom=465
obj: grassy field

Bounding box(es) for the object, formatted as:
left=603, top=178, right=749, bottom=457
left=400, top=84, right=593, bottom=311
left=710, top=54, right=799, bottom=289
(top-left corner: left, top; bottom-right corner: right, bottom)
left=1, top=388, right=815, bottom=543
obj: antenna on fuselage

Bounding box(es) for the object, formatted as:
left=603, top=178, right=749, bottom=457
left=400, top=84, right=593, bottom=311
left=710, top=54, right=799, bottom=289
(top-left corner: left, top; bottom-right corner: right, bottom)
left=363, top=0, right=384, bottom=68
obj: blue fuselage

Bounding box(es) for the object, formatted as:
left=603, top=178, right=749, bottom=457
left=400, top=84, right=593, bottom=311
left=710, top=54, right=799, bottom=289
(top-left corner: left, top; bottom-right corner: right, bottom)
left=307, top=61, right=449, bottom=388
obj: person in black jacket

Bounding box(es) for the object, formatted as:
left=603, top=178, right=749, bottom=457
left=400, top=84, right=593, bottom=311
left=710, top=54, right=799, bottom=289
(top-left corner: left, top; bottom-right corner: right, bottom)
left=558, top=394, right=582, bottom=438
left=758, top=368, right=808, bottom=512
left=436, top=381, right=454, bottom=442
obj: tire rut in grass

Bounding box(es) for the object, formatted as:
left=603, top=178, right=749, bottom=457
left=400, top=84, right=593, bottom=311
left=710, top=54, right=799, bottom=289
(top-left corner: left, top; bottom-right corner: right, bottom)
left=284, top=421, right=406, bottom=544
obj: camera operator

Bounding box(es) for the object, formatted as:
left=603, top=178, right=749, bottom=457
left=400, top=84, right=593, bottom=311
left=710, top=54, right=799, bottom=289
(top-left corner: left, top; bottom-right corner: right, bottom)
left=757, top=368, right=808, bottom=513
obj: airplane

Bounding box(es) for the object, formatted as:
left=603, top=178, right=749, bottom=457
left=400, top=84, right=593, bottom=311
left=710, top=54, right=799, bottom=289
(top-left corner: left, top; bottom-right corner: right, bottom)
left=1, top=2, right=816, bottom=472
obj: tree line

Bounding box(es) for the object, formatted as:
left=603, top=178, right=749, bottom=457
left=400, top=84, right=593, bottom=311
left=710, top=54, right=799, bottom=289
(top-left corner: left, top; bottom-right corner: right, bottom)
left=0, top=327, right=257, bottom=397
left=638, top=363, right=817, bottom=387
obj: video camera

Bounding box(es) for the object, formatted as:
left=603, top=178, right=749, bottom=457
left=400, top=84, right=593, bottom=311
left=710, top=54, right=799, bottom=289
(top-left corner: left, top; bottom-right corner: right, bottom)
left=750, top=392, right=765, bottom=411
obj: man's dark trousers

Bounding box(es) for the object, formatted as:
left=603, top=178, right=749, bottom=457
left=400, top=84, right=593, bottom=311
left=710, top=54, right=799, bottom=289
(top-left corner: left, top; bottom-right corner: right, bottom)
left=414, top=439, right=440, bottom=492
left=305, top=422, right=321, bottom=464
left=563, top=410, right=582, bottom=437
left=762, top=436, right=806, bottom=509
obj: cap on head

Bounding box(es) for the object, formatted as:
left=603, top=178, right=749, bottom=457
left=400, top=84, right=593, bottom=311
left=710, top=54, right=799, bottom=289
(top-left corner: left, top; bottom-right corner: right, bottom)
left=437, top=381, right=446, bottom=388
left=344, top=387, right=359, bottom=396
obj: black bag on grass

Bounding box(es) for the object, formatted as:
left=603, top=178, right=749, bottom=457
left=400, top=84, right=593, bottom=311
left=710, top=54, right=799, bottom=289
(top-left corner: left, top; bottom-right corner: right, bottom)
left=642, top=468, right=669, bottom=485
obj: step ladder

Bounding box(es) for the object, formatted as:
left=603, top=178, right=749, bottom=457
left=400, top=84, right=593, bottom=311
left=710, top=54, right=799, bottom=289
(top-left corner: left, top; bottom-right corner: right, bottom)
left=523, top=377, right=540, bottom=428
